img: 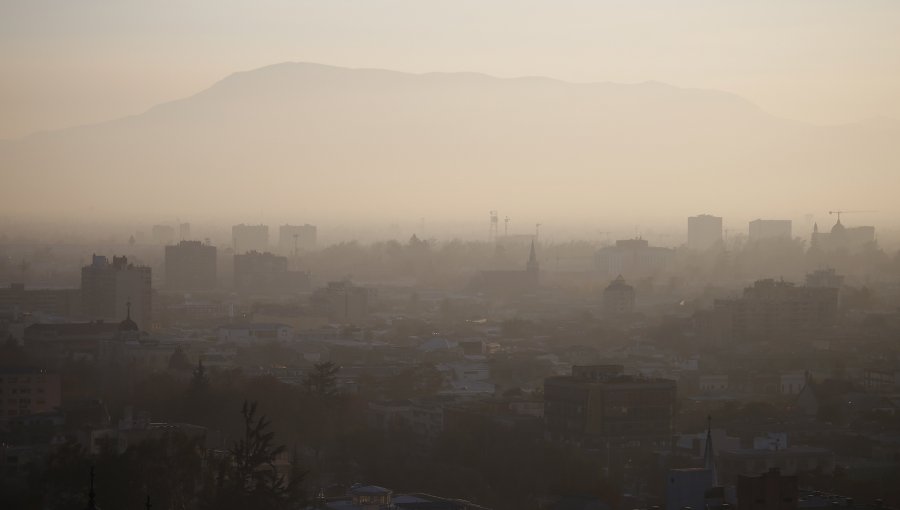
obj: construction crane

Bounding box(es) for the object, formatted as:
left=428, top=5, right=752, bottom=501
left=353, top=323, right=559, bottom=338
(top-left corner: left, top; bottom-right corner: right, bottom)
left=828, top=210, right=877, bottom=223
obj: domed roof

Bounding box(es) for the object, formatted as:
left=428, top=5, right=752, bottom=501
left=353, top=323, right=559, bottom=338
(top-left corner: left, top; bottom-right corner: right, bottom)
left=118, top=301, right=139, bottom=332
left=831, top=219, right=845, bottom=233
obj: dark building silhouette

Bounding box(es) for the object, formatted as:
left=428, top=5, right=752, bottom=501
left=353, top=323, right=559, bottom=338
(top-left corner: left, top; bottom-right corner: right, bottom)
left=233, top=251, right=310, bottom=295
left=81, top=255, right=151, bottom=330
left=595, top=238, right=674, bottom=279
left=805, top=267, right=844, bottom=288
left=0, top=367, right=61, bottom=420
left=666, top=417, right=720, bottom=510
left=810, top=218, right=875, bottom=254
left=311, top=281, right=372, bottom=323
left=736, top=468, right=798, bottom=510
left=0, top=283, right=81, bottom=318
left=24, top=320, right=120, bottom=362
left=471, top=241, right=539, bottom=295
left=688, top=214, right=723, bottom=250
left=602, top=275, right=635, bottom=315
left=278, top=224, right=317, bottom=255
left=704, top=279, right=839, bottom=343
left=544, top=365, right=676, bottom=449
left=164, top=240, right=217, bottom=290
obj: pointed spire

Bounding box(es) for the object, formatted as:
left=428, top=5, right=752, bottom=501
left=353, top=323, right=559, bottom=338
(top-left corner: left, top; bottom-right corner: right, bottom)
left=703, top=415, right=718, bottom=487
left=86, top=466, right=97, bottom=510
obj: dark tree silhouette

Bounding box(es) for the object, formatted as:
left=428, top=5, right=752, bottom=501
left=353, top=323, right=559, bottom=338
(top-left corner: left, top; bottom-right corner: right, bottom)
left=212, top=401, right=303, bottom=510
left=303, top=362, right=339, bottom=398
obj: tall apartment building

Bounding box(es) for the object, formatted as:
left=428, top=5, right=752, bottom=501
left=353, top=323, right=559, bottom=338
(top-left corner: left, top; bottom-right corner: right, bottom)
left=544, top=365, right=676, bottom=449
left=164, top=240, right=217, bottom=290
left=595, top=238, right=674, bottom=279
left=81, top=255, right=152, bottom=330
left=232, top=224, right=269, bottom=254
left=278, top=224, right=317, bottom=255
left=688, top=214, right=723, bottom=250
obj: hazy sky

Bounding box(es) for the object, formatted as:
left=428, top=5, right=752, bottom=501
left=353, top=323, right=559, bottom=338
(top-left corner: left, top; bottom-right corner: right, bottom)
left=2, top=1, right=899, bottom=139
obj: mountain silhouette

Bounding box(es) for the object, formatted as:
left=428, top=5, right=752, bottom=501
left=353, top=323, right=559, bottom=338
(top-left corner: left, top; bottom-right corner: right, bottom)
left=2, top=62, right=898, bottom=221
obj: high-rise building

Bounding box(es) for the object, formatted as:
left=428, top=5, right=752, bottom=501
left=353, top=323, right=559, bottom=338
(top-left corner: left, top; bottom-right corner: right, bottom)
left=178, top=222, right=191, bottom=241
left=151, top=224, right=175, bottom=245
left=748, top=219, right=792, bottom=243
left=233, top=251, right=310, bottom=294
left=544, top=365, right=676, bottom=449
left=278, top=224, right=317, bottom=255
left=232, top=224, right=269, bottom=254
left=81, top=255, right=152, bottom=330
left=688, top=214, right=723, bottom=250
left=595, top=239, right=674, bottom=279
left=164, top=240, right=217, bottom=290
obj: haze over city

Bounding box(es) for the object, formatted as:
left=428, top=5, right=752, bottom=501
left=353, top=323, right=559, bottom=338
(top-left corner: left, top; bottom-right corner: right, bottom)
left=2, top=2, right=900, bottom=510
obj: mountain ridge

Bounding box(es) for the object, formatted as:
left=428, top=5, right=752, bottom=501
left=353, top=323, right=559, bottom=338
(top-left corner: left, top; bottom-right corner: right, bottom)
left=2, top=61, right=898, bottom=220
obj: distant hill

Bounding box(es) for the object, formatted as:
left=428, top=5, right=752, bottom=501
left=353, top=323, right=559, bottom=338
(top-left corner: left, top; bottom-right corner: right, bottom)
left=2, top=62, right=898, bottom=221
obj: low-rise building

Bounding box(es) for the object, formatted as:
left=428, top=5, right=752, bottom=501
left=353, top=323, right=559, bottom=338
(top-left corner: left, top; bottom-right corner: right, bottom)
left=0, top=367, right=61, bottom=420
left=544, top=365, right=676, bottom=449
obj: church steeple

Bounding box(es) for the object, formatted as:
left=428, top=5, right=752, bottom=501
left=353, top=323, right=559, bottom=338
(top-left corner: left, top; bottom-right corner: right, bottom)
left=703, top=415, right=718, bottom=486
left=85, top=466, right=97, bottom=510
left=118, top=299, right=139, bottom=332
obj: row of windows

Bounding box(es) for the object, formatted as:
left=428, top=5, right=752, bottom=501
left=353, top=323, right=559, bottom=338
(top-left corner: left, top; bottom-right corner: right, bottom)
left=0, top=387, right=45, bottom=395
left=0, top=377, right=47, bottom=384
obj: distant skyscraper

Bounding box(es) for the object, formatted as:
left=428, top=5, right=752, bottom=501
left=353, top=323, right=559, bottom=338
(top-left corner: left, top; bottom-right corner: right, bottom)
left=688, top=214, right=723, bottom=250
left=278, top=224, right=317, bottom=255
left=748, top=219, right=792, bottom=243
left=165, top=240, right=217, bottom=290
left=595, top=238, right=674, bottom=279
left=232, top=224, right=269, bottom=254
left=151, top=224, right=175, bottom=245
left=81, top=255, right=151, bottom=329
left=179, top=222, right=191, bottom=240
